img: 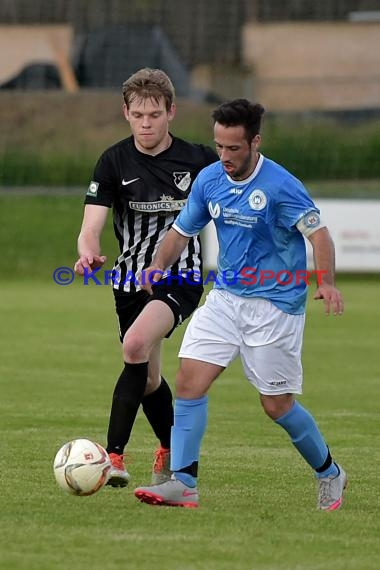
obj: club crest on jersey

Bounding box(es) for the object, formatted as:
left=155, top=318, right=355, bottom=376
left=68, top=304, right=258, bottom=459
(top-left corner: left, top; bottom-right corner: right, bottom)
left=86, top=181, right=99, bottom=197
left=305, top=212, right=320, bottom=227
left=173, top=172, right=191, bottom=192
left=249, top=189, right=267, bottom=211
left=208, top=202, right=220, bottom=218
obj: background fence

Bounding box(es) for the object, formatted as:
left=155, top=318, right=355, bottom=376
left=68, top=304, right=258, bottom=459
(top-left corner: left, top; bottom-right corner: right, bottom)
left=1, top=0, right=380, bottom=68
left=0, top=0, right=380, bottom=186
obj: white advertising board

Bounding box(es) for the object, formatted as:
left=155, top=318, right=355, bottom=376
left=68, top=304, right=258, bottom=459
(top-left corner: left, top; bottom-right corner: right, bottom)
left=203, top=199, right=380, bottom=272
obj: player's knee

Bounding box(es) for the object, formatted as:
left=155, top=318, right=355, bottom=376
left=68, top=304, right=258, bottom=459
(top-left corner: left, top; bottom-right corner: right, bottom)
left=260, top=394, right=293, bottom=420
left=175, top=366, right=207, bottom=399
left=175, top=367, right=193, bottom=398
left=175, top=367, right=187, bottom=389
left=123, top=333, right=149, bottom=362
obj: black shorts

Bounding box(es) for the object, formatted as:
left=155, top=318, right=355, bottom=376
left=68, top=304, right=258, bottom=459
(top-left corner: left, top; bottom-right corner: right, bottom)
left=113, top=277, right=204, bottom=341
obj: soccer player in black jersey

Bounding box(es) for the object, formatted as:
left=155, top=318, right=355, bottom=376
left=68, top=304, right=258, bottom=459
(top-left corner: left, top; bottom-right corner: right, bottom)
left=74, top=68, right=217, bottom=487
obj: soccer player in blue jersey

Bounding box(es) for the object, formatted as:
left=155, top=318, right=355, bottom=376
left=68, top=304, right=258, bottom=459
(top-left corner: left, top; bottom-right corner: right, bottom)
left=134, top=99, right=347, bottom=510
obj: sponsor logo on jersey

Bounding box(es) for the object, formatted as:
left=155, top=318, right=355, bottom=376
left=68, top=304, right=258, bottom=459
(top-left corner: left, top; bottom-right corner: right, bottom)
left=208, top=202, right=221, bottom=218
left=173, top=172, right=191, bottom=192
left=248, top=189, right=267, bottom=211
left=122, top=177, right=140, bottom=186
left=222, top=207, right=258, bottom=228
left=129, top=195, right=186, bottom=212
left=86, top=181, right=99, bottom=197
left=305, top=212, right=320, bottom=227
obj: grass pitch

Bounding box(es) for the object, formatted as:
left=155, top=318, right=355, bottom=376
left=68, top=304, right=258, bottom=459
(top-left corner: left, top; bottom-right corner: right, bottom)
left=0, top=276, right=379, bottom=570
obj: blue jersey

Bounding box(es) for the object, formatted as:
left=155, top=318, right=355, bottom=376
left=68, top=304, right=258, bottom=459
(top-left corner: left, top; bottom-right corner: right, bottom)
left=173, top=155, right=319, bottom=314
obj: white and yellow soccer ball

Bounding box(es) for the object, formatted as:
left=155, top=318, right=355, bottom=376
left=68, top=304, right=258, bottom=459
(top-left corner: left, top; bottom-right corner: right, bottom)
left=53, top=438, right=111, bottom=496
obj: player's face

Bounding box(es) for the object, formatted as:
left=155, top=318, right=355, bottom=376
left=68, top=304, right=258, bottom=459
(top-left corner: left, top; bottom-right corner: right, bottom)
left=214, top=123, right=260, bottom=180
left=124, top=96, right=176, bottom=154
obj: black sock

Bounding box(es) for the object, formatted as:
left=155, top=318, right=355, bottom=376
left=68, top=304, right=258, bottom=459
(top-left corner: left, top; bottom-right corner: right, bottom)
left=177, top=461, right=198, bottom=477
left=142, top=377, right=173, bottom=449
left=315, top=448, right=333, bottom=473
left=106, top=362, right=148, bottom=454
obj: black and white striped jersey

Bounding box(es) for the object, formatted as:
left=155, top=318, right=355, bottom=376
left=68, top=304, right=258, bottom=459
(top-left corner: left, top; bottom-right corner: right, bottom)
left=85, top=135, right=218, bottom=292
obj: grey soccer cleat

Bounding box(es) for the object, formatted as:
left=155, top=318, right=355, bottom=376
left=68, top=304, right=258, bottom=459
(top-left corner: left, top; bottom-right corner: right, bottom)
left=317, top=464, right=347, bottom=510
left=106, top=453, right=131, bottom=488
left=135, top=476, right=199, bottom=508
left=151, top=446, right=171, bottom=485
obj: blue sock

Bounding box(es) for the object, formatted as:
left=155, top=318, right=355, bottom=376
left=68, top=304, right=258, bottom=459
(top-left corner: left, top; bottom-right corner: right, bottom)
left=171, top=396, right=208, bottom=487
left=275, top=401, right=338, bottom=478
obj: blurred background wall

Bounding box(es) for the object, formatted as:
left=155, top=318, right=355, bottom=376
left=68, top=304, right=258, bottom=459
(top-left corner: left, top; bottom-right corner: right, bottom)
left=1, top=0, right=380, bottom=107
left=1, top=0, right=380, bottom=181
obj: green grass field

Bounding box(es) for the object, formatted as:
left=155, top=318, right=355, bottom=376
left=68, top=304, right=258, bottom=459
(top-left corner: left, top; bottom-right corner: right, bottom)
left=1, top=275, right=379, bottom=570
left=1, top=193, right=379, bottom=569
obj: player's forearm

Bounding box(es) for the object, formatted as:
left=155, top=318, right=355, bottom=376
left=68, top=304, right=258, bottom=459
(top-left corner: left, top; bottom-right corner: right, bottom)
left=309, top=227, right=336, bottom=286
left=153, top=228, right=190, bottom=271
left=77, top=228, right=102, bottom=257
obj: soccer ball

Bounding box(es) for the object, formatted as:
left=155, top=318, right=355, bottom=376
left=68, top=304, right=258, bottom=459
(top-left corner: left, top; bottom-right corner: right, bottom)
left=53, top=438, right=111, bottom=496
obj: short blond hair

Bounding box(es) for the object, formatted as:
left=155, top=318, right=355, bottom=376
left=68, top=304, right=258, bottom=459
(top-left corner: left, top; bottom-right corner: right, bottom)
left=122, top=68, right=175, bottom=111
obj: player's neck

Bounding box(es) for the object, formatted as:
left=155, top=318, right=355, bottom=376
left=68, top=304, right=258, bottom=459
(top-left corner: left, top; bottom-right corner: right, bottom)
left=231, top=152, right=260, bottom=181
left=134, top=133, right=172, bottom=156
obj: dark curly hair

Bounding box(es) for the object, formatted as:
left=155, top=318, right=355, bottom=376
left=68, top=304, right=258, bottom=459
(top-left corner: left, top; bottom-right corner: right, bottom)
left=212, top=99, right=265, bottom=143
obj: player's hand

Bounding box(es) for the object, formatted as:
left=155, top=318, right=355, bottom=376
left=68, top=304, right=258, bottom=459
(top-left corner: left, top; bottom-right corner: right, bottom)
left=74, top=255, right=107, bottom=276
left=314, top=284, right=344, bottom=316
left=138, top=265, right=165, bottom=295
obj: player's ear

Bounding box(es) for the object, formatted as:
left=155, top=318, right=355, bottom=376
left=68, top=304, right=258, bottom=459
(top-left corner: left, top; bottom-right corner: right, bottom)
left=122, top=103, right=130, bottom=122
left=252, top=134, right=261, bottom=150
left=168, top=103, right=176, bottom=123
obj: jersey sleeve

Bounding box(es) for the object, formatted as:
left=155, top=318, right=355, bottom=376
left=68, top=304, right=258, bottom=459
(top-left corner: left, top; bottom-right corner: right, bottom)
left=276, top=174, right=319, bottom=230
left=84, top=151, right=116, bottom=207
left=173, top=173, right=211, bottom=237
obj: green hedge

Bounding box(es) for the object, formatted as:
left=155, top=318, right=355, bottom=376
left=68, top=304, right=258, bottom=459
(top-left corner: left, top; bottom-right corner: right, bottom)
left=262, top=116, right=380, bottom=180
left=0, top=152, right=96, bottom=186
left=1, top=115, right=380, bottom=185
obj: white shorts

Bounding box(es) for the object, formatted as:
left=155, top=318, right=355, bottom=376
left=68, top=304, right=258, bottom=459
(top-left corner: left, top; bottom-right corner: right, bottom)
left=178, top=288, right=305, bottom=395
